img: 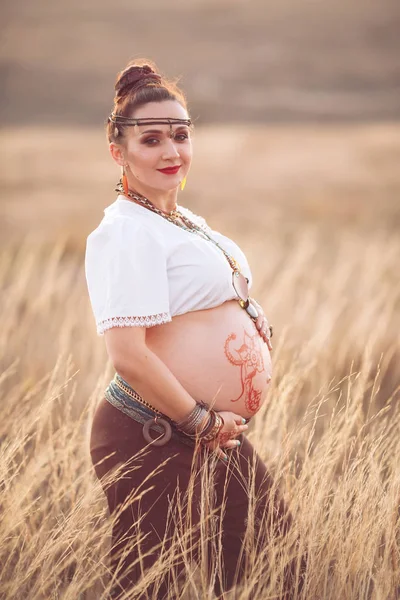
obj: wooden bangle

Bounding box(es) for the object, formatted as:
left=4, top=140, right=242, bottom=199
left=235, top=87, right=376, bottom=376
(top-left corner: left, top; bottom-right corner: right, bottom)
left=201, top=412, right=224, bottom=443
left=142, top=417, right=172, bottom=446
left=198, top=411, right=216, bottom=439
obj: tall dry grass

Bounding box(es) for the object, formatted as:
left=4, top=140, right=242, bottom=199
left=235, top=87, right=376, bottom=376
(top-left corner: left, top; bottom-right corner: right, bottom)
left=0, top=124, right=399, bottom=598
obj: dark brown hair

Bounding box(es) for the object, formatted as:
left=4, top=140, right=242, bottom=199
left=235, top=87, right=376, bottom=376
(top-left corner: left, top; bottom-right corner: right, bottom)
left=106, top=59, right=189, bottom=143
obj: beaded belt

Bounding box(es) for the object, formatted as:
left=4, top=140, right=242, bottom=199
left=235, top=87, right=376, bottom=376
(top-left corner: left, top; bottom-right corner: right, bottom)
left=104, top=373, right=197, bottom=448
left=104, top=372, right=252, bottom=448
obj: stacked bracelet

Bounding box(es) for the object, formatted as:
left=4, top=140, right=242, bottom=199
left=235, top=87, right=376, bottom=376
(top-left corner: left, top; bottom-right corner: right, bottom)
left=199, top=411, right=224, bottom=442
left=175, top=402, right=209, bottom=436
left=175, top=402, right=224, bottom=443
left=197, top=409, right=216, bottom=438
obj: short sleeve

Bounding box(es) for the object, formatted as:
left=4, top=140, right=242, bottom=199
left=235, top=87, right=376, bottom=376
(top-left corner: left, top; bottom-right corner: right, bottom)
left=85, top=217, right=171, bottom=336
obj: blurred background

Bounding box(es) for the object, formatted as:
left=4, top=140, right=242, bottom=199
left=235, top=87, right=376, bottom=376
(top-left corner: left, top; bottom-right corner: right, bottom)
left=1, top=0, right=399, bottom=243
left=2, top=0, right=400, bottom=124
left=1, top=2, right=400, bottom=597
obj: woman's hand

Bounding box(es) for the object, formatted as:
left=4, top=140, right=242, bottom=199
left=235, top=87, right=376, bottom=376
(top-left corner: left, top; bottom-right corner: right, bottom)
left=249, top=298, right=273, bottom=351
left=202, top=411, right=248, bottom=461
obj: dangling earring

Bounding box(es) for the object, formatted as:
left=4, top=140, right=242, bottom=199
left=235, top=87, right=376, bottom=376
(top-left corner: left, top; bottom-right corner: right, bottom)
left=122, top=164, right=129, bottom=196
left=180, top=176, right=187, bottom=191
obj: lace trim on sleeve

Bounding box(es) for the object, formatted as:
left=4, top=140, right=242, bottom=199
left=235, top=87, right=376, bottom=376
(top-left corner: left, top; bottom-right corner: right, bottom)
left=97, top=312, right=172, bottom=335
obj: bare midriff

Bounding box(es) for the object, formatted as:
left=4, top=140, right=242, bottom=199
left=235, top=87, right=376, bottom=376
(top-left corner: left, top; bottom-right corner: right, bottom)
left=145, top=299, right=273, bottom=420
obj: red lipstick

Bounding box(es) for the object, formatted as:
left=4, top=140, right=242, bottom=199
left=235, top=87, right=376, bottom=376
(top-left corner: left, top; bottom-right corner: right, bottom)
left=157, top=166, right=181, bottom=175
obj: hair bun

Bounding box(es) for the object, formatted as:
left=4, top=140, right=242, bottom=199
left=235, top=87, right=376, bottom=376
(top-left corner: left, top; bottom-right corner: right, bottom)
left=115, top=64, right=162, bottom=97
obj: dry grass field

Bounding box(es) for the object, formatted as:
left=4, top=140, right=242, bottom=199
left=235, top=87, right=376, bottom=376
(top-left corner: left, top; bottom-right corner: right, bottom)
left=0, top=123, right=399, bottom=598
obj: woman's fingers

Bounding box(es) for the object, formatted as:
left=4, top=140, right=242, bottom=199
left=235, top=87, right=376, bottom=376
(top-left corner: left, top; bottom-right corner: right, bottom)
left=217, top=431, right=234, bottom=445
left=233, top=423, right=248, bottom=434
left=203, top=411, right=250, bottom=461
left=257, top=318, right=273, bottom=350
left=258, top=317, right=270, bottom=336
left=261, top=324, right=273, bottom=349
left=209, top=438, right=239, bottom=460
left=255, top=315, right=264, bottom=331
left=233, top=413, right=246, bottom=425
left=216, top=446, right=228, bottom=460
left=262, top=332, right=273, bottom=350
left=251, top=300, right=273, bottom=349
left=205, top=439, right=228, bottom=461
left=253, top=299, right=265, bottom=317
left=223, top=439, right=241, bottom=449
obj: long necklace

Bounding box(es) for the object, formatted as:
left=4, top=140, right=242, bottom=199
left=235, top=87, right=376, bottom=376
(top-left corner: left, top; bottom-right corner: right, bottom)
left=115, top=181, right=268, bottom=328
left=116, top=181, right=242, bottom=273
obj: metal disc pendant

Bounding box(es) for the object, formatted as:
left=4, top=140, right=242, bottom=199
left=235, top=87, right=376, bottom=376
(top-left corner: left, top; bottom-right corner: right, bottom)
left=142, top=417, right=172, bottom=446
left=232, top=271, right=249, bottom=302
left=245, top=302, right=258, bottom=319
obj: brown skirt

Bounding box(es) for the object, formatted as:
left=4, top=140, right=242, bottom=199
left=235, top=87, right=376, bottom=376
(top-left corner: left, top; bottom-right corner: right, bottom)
left=90, top=396, right=300, bottom=600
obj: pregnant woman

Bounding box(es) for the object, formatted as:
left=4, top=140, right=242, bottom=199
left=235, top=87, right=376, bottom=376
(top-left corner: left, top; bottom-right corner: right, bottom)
left=86, top=60, right=299, bottom=599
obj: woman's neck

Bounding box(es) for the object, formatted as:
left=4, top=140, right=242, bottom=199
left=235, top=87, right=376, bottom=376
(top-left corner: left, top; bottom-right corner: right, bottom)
left=125, top=182, right=178, bottom=213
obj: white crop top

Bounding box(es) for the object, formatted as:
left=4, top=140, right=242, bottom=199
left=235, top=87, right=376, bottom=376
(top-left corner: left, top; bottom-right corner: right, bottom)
left=85, top=195, right=253, bottom=336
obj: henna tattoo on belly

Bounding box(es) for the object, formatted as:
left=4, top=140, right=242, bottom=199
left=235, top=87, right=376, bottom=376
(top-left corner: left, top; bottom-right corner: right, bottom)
left=224, top=330, right=266, bottom=414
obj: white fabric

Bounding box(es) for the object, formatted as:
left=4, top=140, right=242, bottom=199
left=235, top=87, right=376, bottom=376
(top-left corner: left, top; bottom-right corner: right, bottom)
left=85, top=195, right=253, bottom=336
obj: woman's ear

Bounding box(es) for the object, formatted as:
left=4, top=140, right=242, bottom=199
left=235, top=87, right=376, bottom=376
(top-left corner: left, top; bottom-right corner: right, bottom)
left=109, top=142, right=125, bottom=167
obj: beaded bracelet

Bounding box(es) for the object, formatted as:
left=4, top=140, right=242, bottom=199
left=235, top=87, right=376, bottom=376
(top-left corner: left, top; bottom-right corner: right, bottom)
left=175, top=403, right=225, bottom=444
left=197, top=410, right=216, bottom=437
left=200, top=412, right=224, bottom=443
left=178, top=409, right=221, bottom=442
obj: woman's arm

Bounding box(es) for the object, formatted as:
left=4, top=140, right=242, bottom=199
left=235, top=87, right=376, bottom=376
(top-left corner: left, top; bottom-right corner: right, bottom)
left=107, top=325, right=199, bottom=422
left=104, top=325, right=249, bottom=456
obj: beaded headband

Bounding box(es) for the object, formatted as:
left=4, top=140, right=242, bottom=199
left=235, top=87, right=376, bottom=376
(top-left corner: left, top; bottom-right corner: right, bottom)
left=109, top=113, right=192, bottom=127
left=108, top=113, right=193, bottom=138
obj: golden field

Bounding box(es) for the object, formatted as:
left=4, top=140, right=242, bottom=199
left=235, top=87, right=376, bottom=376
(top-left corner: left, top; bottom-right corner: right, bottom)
left=0, top=123, right=399, bottom=599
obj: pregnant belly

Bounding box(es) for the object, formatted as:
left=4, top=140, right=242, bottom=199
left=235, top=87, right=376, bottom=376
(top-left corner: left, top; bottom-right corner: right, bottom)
left=146, top=299, right=273, bottom=419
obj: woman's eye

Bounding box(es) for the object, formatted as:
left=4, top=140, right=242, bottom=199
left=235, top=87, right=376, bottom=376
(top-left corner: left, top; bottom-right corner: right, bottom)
left=143, top=133, right=189, bottom=145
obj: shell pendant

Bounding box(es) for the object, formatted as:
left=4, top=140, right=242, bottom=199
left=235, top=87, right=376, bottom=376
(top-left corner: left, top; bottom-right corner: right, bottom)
left=232, top=271, right=260, bottom=320
left=232, top=271, right=249, bottom=302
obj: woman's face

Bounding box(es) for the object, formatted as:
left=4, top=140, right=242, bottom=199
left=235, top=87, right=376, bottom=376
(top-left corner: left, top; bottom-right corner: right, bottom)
left=111, top=100, right=193, bottom=194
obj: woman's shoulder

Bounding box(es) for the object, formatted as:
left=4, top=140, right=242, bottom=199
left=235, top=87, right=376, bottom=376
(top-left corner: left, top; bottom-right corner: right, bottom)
left=86, top=196, right=163, bottom=244
left=85, top=215, right=166, bottom=266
